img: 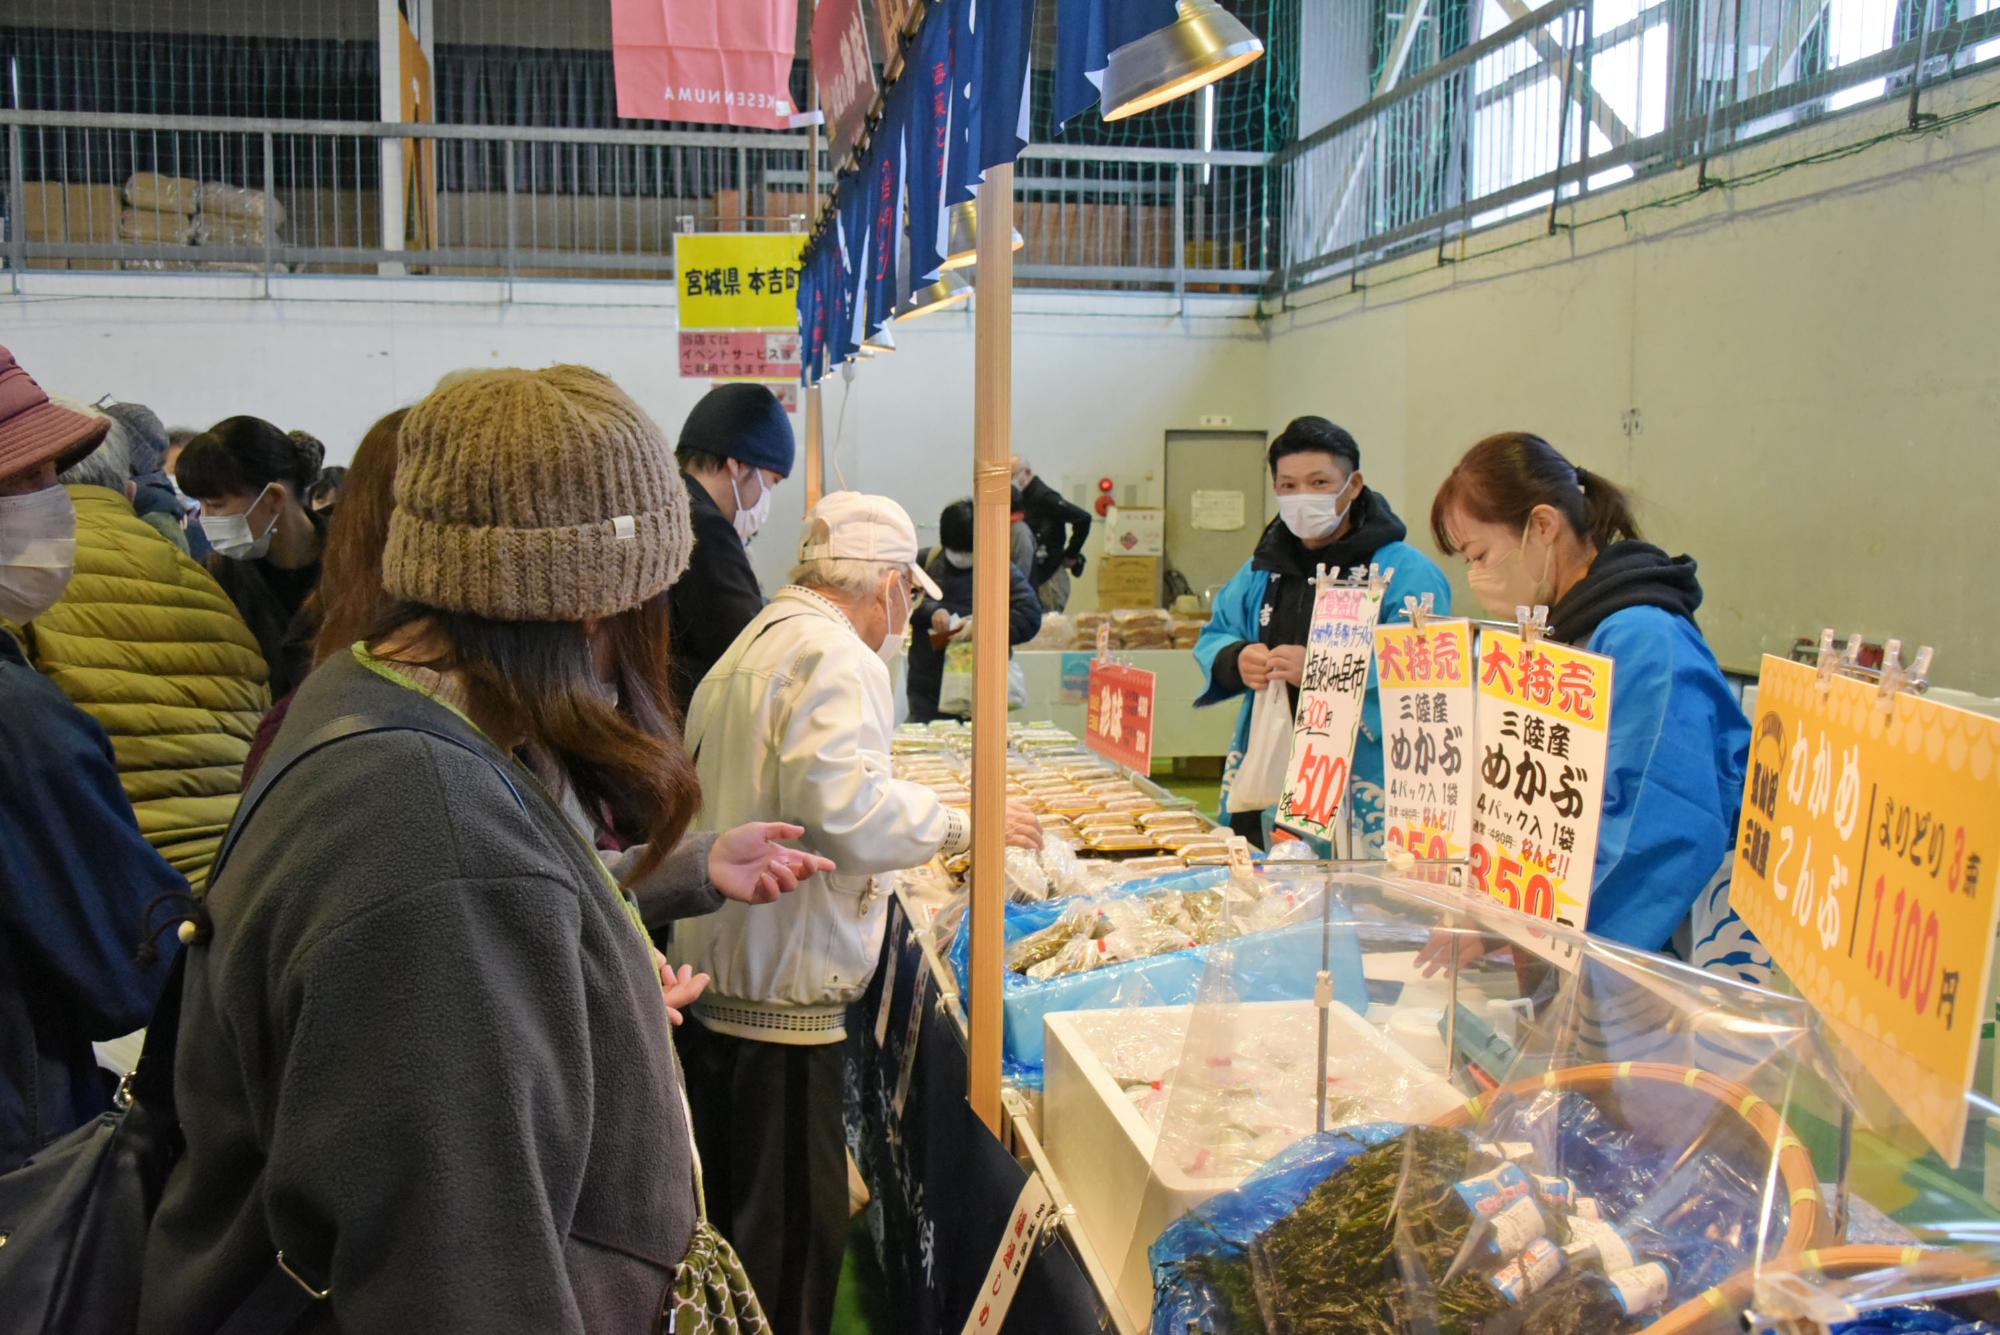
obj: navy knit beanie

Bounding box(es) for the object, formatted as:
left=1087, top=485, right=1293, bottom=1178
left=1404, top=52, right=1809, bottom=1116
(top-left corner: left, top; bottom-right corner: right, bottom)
left=677, top=383, right=795, bottom=478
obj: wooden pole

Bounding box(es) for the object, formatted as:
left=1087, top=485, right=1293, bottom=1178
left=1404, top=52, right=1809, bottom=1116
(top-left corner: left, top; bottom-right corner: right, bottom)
left=804, top=71, right=826, bottom=507
left=967, top=166, right=1014, bottom=1135
left=804, top=385, right=825, bottom=506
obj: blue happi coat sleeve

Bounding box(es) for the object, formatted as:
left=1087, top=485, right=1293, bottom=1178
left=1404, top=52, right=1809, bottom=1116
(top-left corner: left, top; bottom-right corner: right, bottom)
left=1583, top=607, right=1751, bottom=952
left=1193, top=558, right=1268, bottom=708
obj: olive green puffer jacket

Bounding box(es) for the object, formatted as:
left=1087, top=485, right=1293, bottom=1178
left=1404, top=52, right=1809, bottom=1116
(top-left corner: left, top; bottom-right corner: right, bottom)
left=16, top=486, right=270, bottom=888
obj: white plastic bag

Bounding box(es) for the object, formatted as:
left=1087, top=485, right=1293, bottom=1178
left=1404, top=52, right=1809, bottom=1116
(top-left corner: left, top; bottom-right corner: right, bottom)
left=938, top=640, right=974, bottom=715
left=1228, top=680, right=1294, bottom=813
left=938, top=640, right=1030, bottom=714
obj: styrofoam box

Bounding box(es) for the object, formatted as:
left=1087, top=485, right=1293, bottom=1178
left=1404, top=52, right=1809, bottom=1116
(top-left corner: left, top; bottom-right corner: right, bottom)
left=1045, top=998, right=1464, bottom=1329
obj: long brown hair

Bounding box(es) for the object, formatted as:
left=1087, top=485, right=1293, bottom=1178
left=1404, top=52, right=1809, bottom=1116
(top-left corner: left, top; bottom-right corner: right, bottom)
left=311, top=409, right=406, bottom=665
left=1429, top=431, right=1640, bottom=556
left=368, top=590, right=698, bottom=887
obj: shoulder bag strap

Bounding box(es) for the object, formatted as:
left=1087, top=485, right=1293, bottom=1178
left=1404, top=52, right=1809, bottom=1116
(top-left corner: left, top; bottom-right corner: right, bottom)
left=138, top=711, right=525, bottom=1334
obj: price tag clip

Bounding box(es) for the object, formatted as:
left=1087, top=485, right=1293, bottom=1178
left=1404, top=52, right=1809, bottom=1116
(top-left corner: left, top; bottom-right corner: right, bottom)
left=1814, top=627, right=1840, bottom=690
left=1368, top=563, right=1395, bottom=598
left=1515, top=604, right=1550, bottom=645
left=1875, top=640, right=1936, bottom=712
left=1403, top=591, right=1435, bottom=632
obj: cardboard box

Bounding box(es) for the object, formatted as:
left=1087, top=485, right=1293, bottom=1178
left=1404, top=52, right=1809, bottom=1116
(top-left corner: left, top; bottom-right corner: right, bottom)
left=1097, top=555, right=1161, bottom=610
left=14, top=182, right=121, bottom=270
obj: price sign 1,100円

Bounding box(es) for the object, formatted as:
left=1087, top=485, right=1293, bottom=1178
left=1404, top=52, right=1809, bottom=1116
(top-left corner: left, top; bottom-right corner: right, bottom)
left=1729, top=655, right=2000, bottom=1165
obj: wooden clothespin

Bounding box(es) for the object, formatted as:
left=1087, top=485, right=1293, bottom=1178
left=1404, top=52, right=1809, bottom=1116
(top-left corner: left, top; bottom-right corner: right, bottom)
left=1516, top=605, right=1550, bottom=645
left=1094, top=621, right=1112, bottom=664
left=1813, top=628, right=1839, bottom=690
left=1403, top=592, right=1435, bottom=631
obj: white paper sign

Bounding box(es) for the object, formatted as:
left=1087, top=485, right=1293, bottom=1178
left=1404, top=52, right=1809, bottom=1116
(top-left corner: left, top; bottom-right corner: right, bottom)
left=1469, top=628, right=1614, bottom=929
left=1103, top=506, right=1164, bottom=556
left=1190, top=489, right=1246, bottom=532
left=1376, top=617, right=1476, bottom=879
left=1276, top=581, right=1383, bottom=841
left=957, top=1171, right=1058, bottom=1335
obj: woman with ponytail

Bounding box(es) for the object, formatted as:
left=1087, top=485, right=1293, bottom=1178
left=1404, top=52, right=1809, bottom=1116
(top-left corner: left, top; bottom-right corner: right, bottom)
left=176, top=416, right=329, bottom=695
left=1429, top=432, right=1761, bottom=980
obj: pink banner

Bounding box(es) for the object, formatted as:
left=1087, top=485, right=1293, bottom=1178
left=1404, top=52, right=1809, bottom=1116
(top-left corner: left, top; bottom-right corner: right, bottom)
left=812, top=0, right=877, bottom=161
left=611, top=0, right=798, bottom=129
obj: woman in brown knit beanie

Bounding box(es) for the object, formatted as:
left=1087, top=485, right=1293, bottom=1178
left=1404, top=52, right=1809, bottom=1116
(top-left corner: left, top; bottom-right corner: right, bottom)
left=144, top=365, right=826, bottom=1332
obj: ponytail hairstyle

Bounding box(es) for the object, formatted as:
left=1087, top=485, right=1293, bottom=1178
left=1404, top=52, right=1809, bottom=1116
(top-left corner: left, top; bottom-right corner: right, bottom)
left=174, top=414, right=325, bottom=503
left=1429, top=431, right=1640, bottom=556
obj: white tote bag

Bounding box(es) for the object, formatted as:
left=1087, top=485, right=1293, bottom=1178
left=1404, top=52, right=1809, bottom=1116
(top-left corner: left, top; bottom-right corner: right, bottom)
left=1228, top=680, right=1294, bottom=813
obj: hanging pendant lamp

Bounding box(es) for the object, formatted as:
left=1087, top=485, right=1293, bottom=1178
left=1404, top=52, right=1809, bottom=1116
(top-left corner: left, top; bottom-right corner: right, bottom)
left=865, top=326, right=898, bottom=353
left=1102, top=0, right=1265, bottom=123
left=894, top=269, right=974, bottom=321
left=940, top=199, right=1024, bottom=272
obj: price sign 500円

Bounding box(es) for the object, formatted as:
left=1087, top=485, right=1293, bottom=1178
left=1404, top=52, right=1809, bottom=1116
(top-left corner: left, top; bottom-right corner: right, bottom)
left=1729, top=656, right=2000, bottom=1164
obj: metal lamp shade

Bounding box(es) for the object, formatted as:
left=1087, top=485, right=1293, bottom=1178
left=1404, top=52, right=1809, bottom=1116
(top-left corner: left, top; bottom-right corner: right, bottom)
left=894, top=269, right=974, bottom=321
left=1102, top=0, right=1265, bottom=122
left=865, top=326, right=897, bottom=353
left=940, top=200, right=1024, bottom=272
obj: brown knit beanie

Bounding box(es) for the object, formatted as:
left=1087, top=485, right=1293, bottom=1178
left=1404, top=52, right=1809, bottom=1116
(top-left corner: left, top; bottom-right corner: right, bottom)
left=384, top=365, right=693, bottom=622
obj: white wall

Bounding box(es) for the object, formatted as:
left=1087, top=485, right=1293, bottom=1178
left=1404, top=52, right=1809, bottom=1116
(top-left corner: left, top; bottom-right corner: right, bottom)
left=8, top=67, right=1999, bottom=691
left=0, top=280, right=1266, bottom=594
left=1263, top=73, right=2000, bottom=696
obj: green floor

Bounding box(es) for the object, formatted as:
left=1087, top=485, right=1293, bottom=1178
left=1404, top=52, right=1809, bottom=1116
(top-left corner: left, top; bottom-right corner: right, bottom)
left=829, top=1216, right=893, bottom=1335
left=1153, top=771, right=1223, bottom=821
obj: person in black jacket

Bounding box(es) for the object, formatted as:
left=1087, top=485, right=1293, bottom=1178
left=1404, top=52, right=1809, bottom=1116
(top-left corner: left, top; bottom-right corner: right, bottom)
left=907, top=498, right=1043, bottom=723
left=1011, top=454, right=1093, bottom=611
left=178, top=417, right=327, bottom=698
left=668, top=383, right=794, bottom=717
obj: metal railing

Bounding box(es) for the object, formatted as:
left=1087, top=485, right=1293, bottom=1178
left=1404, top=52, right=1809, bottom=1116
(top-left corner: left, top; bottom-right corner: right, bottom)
left=0, top=109, right=1272, bottom=295
left=5, top=0, right=1998, bottom=299
left=1273, top=0, right=2000, bottom=293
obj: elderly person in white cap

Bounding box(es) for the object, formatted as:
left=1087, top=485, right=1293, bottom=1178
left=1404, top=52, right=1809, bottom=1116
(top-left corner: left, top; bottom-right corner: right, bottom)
left=673, top=490, right=1042, bottom=1335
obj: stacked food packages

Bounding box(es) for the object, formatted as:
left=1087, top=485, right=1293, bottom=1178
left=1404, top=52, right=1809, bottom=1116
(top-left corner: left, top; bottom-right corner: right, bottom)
left=1060, top=609, right=1210, bottom=652
left=892, top=720, right=1231, bottom=878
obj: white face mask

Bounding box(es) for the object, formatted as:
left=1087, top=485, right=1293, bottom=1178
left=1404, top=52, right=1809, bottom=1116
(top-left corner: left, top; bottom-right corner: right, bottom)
left=942, top=549, right=974, bottom=570
left=201, top=483, right=279, bottom=561
left=0, top=485, right=79, bottom=624
left=875, top=576, right=912, bottom=665
left=1466, top=521, right=1557, bottom=616
left=731, top=467, right=772, bottom=545
left=1276, top=474, right=1359, bottom=543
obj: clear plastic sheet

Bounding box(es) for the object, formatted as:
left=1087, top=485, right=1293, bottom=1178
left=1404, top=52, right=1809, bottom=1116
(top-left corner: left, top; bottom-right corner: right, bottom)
left=1044, top=864, right=1833, bottom=1332
left=1068, top=863, right=2000, bottom=1334
left=943, top=865, right=1368, bottom=1090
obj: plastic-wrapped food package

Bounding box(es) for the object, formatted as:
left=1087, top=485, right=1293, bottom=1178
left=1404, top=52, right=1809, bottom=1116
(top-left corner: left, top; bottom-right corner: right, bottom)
left=1004, top=846, right=1051, bottom=903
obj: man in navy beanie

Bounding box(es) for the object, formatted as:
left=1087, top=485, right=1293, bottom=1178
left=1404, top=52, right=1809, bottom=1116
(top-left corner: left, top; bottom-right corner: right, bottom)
left=668, top=383, right=796, bottom=717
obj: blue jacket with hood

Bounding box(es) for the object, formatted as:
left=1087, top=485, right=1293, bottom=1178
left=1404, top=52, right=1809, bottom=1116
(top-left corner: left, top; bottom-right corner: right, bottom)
left=1546, top=542, right=1763, bottom=977
left=1192, top=489, right=1452, bottom=848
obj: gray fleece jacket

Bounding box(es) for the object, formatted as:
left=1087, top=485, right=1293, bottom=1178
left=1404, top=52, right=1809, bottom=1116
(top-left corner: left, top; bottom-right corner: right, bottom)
left=140, top=648, right=714, bottom=1334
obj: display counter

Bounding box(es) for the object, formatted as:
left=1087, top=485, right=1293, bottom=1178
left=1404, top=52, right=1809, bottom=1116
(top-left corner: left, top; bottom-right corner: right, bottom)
left=854, top=713, right=2000, bottom=1335
left=854, top=863, right=2000, bottom=1335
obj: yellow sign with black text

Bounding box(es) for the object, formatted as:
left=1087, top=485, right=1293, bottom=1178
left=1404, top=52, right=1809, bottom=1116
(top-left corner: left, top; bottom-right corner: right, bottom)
left=673, top=232, right=806, bottom=330
left=1729, top=655, right=2000, bottom=1164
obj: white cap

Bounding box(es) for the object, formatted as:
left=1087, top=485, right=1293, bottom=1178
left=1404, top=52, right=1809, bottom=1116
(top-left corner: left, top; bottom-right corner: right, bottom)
left=799, top=491, right=944, bottom=599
